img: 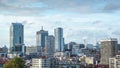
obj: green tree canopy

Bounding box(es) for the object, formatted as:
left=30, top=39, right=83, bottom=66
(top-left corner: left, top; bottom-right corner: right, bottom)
left=3, top=57, right=25, bottom=68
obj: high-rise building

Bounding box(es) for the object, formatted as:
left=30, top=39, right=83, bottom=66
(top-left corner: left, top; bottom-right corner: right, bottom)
left=36, top=27, right=48, bottom=47
left=100, top=38, right=118, bottom=65
left=10, top=23, right=24, bottom=53
left=45, top=35, right=55, bottom=57
left=54, top=27, right=64, bottom=52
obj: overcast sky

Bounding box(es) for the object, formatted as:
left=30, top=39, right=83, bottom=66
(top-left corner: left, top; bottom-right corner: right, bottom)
left=0, top=0, right=120, bottom=47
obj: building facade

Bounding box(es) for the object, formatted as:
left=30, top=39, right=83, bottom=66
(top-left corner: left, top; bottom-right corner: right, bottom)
left=31, top=58, right=51, bottom=68
left=54, top=28, right=64, bottom=52
left=109, top=55, right=120, bottom=68
left=10, top=23, right=24, bottom=54
left=26, top=46, right=37, bottom=55
left=100, top=38, right=118, bottom=65
left=36, top=27, right=48, bottom=48
left=45, top=35, right=55, bottom=57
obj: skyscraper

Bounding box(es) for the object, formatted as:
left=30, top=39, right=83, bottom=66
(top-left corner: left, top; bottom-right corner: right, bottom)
left=10, top=23, right=24, bottom=53
left=45, top=35, right=55, bottom=57
left=54, top=27, right=64, bottom=52
left=36, top=27, right=48, bottom=48
left=100, top=38, right=118, bottom=65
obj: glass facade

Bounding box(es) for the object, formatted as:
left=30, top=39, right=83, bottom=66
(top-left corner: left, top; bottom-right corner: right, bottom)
left=36, top=29, right=48, bottom=47
left=10, top=23, right=24, bottom=53
left=54, top=28, right=64, bottom=52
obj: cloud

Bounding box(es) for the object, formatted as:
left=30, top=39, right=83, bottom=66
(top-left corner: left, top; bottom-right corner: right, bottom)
left=0, top=0, right=50, bottom=16
left=1, top=0, right=120, bottom=16
left=102, top=0, right=120, bottom=12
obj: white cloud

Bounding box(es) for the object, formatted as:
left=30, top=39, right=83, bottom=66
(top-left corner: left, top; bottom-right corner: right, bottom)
left=0, top=10, right=120, bottom=46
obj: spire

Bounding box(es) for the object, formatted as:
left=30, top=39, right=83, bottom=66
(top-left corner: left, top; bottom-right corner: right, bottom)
left=41, top=26, right=43, bottom=30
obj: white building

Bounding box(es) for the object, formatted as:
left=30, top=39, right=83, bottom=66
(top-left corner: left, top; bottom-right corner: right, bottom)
left=31, top=58, right=51, bottom=68
left=109, top=55, right=120, bottom=68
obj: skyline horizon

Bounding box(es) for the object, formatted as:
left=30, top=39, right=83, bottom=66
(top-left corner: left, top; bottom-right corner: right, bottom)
left=0, top=0, right=120, bottom=46
left=1, top=22, right=120, bottom=48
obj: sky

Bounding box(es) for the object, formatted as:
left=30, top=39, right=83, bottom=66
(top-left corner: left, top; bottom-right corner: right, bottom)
left=0, top=0, right=120, bottom=47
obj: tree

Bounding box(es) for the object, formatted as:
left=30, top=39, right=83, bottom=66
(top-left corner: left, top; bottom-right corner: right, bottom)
left=3, top=57, right=25, bottom=68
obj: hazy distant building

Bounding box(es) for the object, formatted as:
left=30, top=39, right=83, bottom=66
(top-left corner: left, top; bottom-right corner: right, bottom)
left=10, top=23, right=24, bottom=54
left=72, top=44, right=80, bottom=55
left=45, top=35, right=55, bottom=57
left=36, top=27, right=48, bottom=47
left=54, top=27, right=64, bottom=52
left=100, top=38, right=118, bottom=65
left=26, top=46, right=37, bottom=55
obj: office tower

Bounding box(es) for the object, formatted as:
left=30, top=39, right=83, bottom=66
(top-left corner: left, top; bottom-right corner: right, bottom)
left=100, top=38, right=118, bottom=65
left=36, top=27, right=48, bottom=47
left=10, top=23, right=24, bottom=53
left=54, top=27, right=64, bottom=52
left=45, top=35, right=55, bottom=57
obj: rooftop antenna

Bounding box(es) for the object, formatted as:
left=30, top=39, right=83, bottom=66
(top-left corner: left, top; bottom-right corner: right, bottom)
left=84, top=39, right=87, bottom=49
left=83, top=37, right=87, bottom=49
left=41, top=26, right=43, bottom=30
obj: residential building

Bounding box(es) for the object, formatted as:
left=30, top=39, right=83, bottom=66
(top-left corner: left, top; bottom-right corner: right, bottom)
left=31, top=58, right=51, bottom=68
left=109, top=55, right=120, bottom=68
left=100, top=38, right=118, bottom=65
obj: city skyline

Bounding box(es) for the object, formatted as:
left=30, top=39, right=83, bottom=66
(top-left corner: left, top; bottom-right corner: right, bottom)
left=1, top=0, right=120, bottom=46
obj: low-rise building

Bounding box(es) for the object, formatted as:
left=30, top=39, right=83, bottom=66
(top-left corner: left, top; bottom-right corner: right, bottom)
left=26, top=46, right=37, bottom=55
left=31, top=58, right=51, bottom=68
left=109, top=55, right=120, bottom=68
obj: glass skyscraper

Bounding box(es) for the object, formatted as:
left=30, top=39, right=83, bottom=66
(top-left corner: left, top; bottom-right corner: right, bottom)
left=36, top=27, right=48, bottom=48
left=10, top=23, right=24, bottom=53
left=54, top=27, right=64, bottom=52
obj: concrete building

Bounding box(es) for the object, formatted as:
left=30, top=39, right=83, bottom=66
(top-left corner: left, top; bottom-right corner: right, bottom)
left=109, top=55, right=120, bottom=68
left=31, top=58, right=51, bottom=68
left=54, top=27, right=64, bottom=52
left=72, top=44, right=80, bottom=55
left=36, top=27, right=48, bottom=48
left=26, top=46, right=37, bottom=55
left=45, top=35, right=55, bottom=57
left=100, top=38, right=118, bottom=65
left=51, top=57, right=82, bottom=68
left=10, top=23, right=24, bottom=54
left=0, top=45, right=8, bottom=57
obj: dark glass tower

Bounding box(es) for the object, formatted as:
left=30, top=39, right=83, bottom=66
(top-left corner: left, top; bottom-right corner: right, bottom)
left=10, top=23, right=24, bottom=53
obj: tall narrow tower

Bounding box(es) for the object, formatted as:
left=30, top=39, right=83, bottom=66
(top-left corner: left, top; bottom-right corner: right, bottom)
left=54, top=27, right=64, bottom=52
left=10, top=23, right=24, bottom=53
left=45, top=35, right=55, bottom=57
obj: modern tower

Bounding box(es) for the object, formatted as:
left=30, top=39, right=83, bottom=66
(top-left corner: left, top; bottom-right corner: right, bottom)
left=45, top=35, right=55, bottom=57
left=100, top=38, right=118, bottom=65
left=54, top=27, right=64, bottom=52
left=36, top=27, right=48, bottom=48
left=10, top=23, right=24, bottom=53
